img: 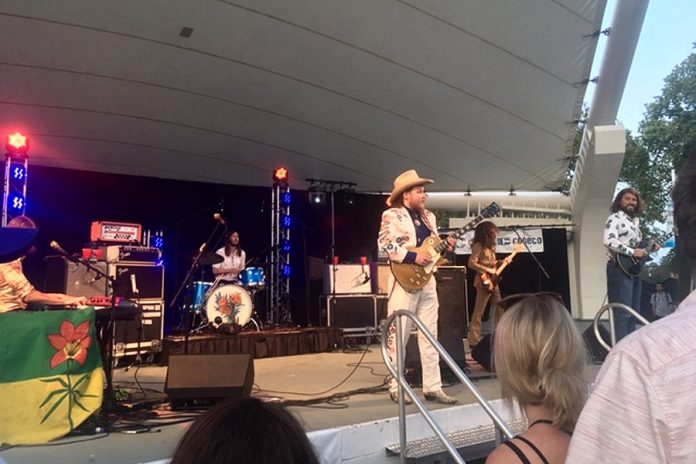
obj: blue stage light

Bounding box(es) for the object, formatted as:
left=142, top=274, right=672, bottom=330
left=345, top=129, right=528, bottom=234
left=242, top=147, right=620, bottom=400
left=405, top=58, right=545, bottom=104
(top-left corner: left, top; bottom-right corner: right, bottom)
left=10, top=194, right=24, bottom=210
left=282, top=192, right=291, bottom=205
left=282, top=215, right=291, bottom=228
left=282, top=265, right=291, bottom=276
left=11, top=164, right=25, bottom=180
left=282, top=240, right=291, bottom=253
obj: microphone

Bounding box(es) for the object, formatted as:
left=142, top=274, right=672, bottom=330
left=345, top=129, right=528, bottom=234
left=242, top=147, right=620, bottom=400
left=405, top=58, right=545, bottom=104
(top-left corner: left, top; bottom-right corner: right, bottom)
left=130, top=274, right=140, bottom=296
left=50, top=241, right=69, bottom=256
left=213, top=213, right=226, bottom=225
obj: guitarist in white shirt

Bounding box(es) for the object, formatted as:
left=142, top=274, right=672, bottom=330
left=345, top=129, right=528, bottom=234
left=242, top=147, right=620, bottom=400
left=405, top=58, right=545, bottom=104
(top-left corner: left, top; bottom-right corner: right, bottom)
left=378, top=170, right=457, bottom=405
left=603, top=188, right=658, bottom=341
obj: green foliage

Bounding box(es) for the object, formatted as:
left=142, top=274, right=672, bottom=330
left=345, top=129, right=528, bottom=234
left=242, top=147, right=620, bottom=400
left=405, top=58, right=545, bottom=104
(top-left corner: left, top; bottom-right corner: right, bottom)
left=620, top=51, right=696, bottom=233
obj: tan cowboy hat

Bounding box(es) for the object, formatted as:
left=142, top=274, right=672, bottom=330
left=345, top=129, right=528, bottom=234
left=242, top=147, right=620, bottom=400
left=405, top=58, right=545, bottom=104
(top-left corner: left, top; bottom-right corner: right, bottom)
left=387, top=169, right=434, bottom=206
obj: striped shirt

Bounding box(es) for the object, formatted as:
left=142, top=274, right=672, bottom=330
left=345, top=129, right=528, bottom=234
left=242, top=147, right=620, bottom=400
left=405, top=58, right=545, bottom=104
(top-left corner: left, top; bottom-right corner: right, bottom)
left=566, top=289, right=696, bottom=463
left=0, top=258, right=35, bottom=313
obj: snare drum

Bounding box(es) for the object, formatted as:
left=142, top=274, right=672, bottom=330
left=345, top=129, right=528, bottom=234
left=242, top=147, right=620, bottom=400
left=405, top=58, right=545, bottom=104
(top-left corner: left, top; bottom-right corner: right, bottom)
left=189, top=281, right=213, bottom=313
left=240, top=267, right=266, bottom=288
left=205, top=284, right=253, bottom=328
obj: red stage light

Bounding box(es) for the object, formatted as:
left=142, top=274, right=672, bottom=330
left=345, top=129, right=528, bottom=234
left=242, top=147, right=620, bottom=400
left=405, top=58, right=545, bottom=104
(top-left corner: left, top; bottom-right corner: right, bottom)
left=6, top=132, right=29, bottom=155
left=273, top=166, right=289, bottom=184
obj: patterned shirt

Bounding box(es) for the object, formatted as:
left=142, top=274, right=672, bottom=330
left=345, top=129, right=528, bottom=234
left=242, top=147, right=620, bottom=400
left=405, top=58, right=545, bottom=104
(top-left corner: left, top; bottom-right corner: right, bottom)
left=603, top=210, right=642, bottom=260
left=0, top=258, right=35, bottom=313
left=566, top=289, right=696, bottom=463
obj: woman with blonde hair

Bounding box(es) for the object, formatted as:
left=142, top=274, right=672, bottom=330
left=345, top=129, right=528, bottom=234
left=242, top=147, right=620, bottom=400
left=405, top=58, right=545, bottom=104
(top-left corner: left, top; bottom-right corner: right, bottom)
left=486, top=293, right=588, bottom=464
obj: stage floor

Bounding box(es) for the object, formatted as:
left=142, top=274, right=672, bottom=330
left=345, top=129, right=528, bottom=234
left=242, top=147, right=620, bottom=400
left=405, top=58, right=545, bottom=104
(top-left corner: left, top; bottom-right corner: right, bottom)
left=0, top=342, right=510, bottom=464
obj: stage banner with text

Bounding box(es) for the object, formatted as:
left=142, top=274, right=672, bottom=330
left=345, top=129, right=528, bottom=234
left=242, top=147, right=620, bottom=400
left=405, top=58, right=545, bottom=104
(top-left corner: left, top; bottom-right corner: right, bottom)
left=454, top=228, right=545, bottom=254
left=0, top=309, right=103, bottom=445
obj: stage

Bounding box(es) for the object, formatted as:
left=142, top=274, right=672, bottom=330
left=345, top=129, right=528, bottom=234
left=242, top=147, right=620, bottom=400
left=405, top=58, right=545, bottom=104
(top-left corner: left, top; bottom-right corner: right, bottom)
left=0, top=341, right=513, bottom=464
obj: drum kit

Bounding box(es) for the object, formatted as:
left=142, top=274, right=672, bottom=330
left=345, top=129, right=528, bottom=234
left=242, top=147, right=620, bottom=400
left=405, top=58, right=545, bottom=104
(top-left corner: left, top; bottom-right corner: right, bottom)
left=187, top=252, right=266, bottom=333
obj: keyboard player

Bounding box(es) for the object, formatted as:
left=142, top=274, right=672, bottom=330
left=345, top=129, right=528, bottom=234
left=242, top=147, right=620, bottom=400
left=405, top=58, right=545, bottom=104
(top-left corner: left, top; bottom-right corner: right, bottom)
left=0, top=216, right=87, bottom=313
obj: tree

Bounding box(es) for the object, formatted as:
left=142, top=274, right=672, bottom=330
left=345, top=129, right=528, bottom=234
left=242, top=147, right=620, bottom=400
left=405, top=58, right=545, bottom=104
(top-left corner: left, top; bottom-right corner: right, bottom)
left=620, top=51, right=696, bottom=229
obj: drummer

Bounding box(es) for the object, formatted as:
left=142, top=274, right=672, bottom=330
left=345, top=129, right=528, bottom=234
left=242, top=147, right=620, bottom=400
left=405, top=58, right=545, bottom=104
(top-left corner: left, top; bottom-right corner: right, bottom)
left=212, top=231, right=246, bottom=284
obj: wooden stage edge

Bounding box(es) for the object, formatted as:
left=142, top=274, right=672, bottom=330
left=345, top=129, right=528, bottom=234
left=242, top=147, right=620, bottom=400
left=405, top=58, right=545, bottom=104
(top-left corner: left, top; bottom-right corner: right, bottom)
left=160, top=326, right=344, bottom=364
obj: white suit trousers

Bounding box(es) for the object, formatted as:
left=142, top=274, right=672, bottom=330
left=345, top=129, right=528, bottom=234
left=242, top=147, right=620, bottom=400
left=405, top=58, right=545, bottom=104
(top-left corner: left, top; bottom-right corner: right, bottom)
left=386, top=274, right=442, bottom=394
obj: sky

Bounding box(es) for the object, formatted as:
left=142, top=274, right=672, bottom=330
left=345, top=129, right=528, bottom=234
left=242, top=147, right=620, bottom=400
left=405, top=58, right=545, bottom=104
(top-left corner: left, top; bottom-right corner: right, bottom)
left=589, top=0, right=696, bottom=133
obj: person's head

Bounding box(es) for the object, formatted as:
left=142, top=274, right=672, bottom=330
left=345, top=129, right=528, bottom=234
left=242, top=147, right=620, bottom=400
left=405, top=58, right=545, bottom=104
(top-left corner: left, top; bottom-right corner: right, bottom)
left=655, top=283, right=664, bottom=292
left=387, top=170, right=433, bottom=212
left=224, top=231, right=241, bottom=257
left=672, top=149, right=696, bottom=270
left=472, top=221, right=499, bottom=248
left=7, top=215, right=37, bottom=229
left=610, top=187, right=644, bottom=217
left=170, top=397, right=320, bottom=464
left=494, top=293, right=588, bottom=433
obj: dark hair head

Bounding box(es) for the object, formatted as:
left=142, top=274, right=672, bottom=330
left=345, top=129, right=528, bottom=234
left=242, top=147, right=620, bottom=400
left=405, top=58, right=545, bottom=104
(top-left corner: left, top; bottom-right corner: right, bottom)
left=673, top=150, right=696, bottom=266
left=170, top=397, right=320, bottom=464
left=224, top=230, right=241, bottom=257
left=472, top=221, right=499, bottom=248
left=610, top=187, right=644, bottom=214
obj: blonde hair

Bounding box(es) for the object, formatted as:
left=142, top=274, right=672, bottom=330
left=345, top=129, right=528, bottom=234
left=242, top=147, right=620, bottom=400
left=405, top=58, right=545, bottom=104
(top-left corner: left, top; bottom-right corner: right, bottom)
left=493, top=295, right=588, bottom=433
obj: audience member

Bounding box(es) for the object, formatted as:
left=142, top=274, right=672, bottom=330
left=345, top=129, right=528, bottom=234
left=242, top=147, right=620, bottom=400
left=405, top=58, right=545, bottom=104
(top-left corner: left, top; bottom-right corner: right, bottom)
left=170, top=397, right=320, bottom=464
left=486, top=293, right=588, bottom=464
left=650, top=282, right=674, bottom=318
left=566, top=149, right=696, bottom=463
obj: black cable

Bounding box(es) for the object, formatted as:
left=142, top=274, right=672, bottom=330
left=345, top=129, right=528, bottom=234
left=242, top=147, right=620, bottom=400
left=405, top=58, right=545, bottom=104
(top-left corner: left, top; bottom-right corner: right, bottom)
left=258, top=340, right=374, bottom=397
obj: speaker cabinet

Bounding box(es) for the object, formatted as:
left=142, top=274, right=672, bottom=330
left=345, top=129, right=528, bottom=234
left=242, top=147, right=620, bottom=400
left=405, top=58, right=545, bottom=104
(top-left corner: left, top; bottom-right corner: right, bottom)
left=113, top=263, right=164, bottom=299
left=436, top=266, right=468, bottom=338
left=326, top=295, right=386, bottom=329
left=113, top=300, right=164, bottom=358
left=44, top=256, right=109, bottom=298
left=165, top=354, right=254, bottom=409
left=471, top=334, right=494, bottom=372
left=582, top=323, right=610, bottom=363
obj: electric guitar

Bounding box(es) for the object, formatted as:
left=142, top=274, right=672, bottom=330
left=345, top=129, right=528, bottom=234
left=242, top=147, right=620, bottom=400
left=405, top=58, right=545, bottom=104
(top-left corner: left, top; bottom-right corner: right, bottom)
left=616, top=239, right=660, bottom=277
left=480, top=243, right=525, bottom=291
left=390, top=202, right=501, bottom=292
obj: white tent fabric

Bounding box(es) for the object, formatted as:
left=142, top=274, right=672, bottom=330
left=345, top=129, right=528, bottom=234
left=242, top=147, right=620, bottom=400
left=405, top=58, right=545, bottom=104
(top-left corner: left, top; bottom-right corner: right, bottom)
left=0, top=0, right=606, bottom=192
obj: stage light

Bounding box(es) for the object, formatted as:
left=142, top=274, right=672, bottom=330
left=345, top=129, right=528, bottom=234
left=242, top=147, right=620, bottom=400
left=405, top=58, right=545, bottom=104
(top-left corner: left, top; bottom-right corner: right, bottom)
left=9, top=193, right=25, bottom=210
left=11, top=163, right=26, bottom=180
left=282, top=191, right=291, bottom=205
left=339, top=188, right=355, bottom=207
left=308, top=186, right=326, bottom=205
left=282, top=215, right=292, bottom=228
left=281, top=240, right=291, bottom=253
left=6, top=133, right=29, bottom=156
left=273, top=166, right=289, bottom=184
left=282, top=264, right=291, bottom=277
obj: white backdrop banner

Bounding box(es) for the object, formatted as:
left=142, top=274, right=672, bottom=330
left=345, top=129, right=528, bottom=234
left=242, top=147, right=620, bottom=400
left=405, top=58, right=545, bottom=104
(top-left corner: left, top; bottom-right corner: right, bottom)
left=454, top=228, right=545, bottom=254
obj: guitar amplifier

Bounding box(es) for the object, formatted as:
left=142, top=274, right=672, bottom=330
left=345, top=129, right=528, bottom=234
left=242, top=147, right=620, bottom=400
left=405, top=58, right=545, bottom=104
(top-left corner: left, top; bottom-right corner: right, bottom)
left=112, top=263, right=165, bottom=300
left=44, top=256, right=109, bottom=298
left=113, top=299, right=164, bottom=358
left=90, top=221, right=142, bottom=243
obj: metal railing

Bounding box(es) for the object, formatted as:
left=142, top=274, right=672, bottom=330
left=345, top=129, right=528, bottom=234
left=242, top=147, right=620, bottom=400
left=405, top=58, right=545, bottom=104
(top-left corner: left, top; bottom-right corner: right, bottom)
left=380, top=310, right=514, bottom=464
left=593, top=302, right=650, bottom=351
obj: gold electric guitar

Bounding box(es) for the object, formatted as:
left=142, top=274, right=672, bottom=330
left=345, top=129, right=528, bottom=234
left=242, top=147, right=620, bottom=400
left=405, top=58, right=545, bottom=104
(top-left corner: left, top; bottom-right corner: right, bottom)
left=480, top=243, right=524, bottom=291
left=390, top=202, right=501, bottom=292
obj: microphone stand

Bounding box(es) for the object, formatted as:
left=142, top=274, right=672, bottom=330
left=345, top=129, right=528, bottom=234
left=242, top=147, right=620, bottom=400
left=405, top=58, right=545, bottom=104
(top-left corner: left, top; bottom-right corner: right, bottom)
left=510, top=228, right=550, bottom=290
left=170, top=220, right=225, bottom=354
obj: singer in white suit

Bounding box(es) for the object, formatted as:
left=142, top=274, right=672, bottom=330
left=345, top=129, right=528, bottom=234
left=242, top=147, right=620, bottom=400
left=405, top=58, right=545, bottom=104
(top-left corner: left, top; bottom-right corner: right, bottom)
left=0, top=215, right=86, bottom=312
left=378, top=170, right=457, bottom=405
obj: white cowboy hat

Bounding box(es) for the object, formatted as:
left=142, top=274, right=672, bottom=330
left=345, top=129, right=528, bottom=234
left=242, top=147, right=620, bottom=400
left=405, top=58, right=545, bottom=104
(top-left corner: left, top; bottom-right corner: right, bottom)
left=387, top=170, right=434, bottom=206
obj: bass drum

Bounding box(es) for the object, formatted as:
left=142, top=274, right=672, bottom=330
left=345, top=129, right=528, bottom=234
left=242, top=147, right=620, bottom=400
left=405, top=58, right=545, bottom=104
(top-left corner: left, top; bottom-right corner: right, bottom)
left=205, top=284, right=253, bottom=329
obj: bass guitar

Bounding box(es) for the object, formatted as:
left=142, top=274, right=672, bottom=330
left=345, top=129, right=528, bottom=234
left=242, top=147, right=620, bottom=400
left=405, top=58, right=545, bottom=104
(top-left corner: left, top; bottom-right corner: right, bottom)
left=480, top=243, right=524, bottom=291
left=616, top=239, right=660, bottom=277
left=390, top=202, right=501, bottom=292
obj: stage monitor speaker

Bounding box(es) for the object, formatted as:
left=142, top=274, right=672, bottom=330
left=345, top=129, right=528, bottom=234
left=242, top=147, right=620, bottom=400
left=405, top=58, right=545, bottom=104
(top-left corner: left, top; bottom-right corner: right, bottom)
left=582, top=323, right=610, bottom=363
left=471, top=334, right=494, bottom=372
left=165, top=354, right=254, bottom=409
left=436, top=266, right=468, bottom=338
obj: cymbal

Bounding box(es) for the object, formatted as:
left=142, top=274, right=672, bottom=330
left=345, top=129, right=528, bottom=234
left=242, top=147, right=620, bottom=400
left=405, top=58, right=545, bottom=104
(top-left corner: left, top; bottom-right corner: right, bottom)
left=198, top=252, right=224, bottom=265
